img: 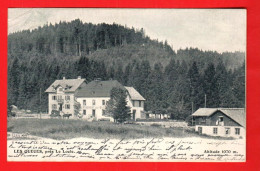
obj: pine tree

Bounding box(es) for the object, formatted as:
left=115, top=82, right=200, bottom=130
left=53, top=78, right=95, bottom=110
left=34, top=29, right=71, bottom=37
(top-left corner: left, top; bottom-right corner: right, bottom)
left=232, top=61, right=245, bottom=107
left=146, top=62, right=165, bottom=113
left=8, top=57, right=20, bottom=105
left=114, top=94, right=131, bottom=123
left=188, top=62, right=203, bottom=110
left=139, top=60, right=151, bottom=98
left=215, top=61, right=229, bottom=107
left=105, top=87, right=131, bottom=123
left=203, top=63, right=219, bottom=107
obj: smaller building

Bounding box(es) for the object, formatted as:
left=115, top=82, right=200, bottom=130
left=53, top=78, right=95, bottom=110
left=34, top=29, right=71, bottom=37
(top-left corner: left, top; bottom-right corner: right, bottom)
left=191, top=108, right=245, bottom=138
left=45, top=76, right=86, bottom=116
left=125, top=86, right=146, bottom=120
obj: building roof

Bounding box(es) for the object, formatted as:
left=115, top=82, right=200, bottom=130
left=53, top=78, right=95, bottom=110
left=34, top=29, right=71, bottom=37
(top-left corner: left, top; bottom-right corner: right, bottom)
left=75, top=80, right=125, bottom=98
left=75, top=80, right=145, bottom=101
left=192, top=108, right=246, bottom=127
left=45, top=78, right=85, bottom=93
left=125, top=86, right=145, bottom=101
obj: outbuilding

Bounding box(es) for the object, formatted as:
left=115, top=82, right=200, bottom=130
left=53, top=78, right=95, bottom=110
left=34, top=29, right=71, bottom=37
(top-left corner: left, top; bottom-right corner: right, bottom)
left=191, top=108, right=245, bottom=138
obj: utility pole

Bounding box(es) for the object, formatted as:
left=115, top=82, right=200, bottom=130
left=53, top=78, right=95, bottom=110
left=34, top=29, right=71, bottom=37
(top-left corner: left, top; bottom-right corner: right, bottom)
left=191, top=101, right=194, bottom=114
left=40, top=88, right=42, bottom=119
left=204, top=94, right=207, bottom=108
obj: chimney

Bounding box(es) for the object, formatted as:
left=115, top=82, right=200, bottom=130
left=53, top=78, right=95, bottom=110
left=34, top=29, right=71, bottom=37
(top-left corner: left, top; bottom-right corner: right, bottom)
left=78, top=76, right=81, bottom=79
left=63, top=77, right=66, bottom=80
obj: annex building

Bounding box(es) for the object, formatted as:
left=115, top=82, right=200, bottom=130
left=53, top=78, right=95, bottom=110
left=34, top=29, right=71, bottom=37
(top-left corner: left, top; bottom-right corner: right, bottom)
left=191, top=108, right=245, bottom=138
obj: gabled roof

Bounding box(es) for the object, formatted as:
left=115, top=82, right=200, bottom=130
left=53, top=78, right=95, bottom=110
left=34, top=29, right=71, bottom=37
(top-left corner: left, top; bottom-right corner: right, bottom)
left=192, top=108, right=246, bottom=127
left=75, top=80, right=125, bottom=97
left=125, top=86, right=145, bottom=101
left=45, top=78, right=85, bottom=93
left=75, top=80, right=146, bottom=101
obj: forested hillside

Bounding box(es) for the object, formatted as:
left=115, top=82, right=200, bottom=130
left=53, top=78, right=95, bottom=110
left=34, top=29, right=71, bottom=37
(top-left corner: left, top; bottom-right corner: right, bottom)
left=8, top=19, right=245, bottom=119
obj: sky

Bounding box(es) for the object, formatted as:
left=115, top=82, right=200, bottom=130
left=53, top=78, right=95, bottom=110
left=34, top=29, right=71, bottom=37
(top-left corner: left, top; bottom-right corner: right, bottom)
left=8, top=8, right=246, bottom=53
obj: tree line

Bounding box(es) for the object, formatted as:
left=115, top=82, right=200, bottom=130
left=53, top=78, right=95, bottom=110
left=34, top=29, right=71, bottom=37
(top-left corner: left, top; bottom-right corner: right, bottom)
left=8, top=55, right=245, bottom=120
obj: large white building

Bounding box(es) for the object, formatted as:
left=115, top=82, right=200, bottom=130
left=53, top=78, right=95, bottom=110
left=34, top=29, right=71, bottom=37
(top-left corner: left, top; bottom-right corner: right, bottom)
left=75, top=79, right=146, bottom=121
left=45, top=78, right=146, bottom=121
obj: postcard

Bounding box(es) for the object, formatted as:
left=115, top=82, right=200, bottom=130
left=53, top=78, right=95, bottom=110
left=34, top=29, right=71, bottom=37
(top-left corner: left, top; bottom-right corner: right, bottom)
left=7, top=8, right=246, bottom=162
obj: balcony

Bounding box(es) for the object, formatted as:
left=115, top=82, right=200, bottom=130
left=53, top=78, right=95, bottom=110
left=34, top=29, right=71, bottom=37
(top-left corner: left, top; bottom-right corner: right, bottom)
left=57, top=99, right=64, bottom=104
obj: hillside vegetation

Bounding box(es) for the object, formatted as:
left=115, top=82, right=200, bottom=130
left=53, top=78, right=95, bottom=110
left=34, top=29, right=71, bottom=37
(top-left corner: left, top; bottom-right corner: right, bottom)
left=8, top=19, right=245, bottom=119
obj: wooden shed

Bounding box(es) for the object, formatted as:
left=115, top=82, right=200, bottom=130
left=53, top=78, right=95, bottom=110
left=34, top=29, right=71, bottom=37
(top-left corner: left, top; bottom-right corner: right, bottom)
left=190, top=108, right=245, bottom=138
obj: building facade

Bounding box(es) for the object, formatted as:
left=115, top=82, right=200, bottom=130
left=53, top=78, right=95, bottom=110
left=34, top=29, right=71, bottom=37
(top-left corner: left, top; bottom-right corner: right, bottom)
left=46, top=78, right=146, bottom=121
left=191, top=108, right=245, bottom=138
left=75, top=80, right=146, bottom=121
left=125, top=87, right=145, bottom=120
left=45, top=77, right=86, bottom=116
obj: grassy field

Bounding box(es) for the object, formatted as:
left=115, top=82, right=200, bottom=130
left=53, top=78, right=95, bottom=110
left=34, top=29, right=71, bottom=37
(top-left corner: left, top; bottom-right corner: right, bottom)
left=8, top=118, right=198, bottom=140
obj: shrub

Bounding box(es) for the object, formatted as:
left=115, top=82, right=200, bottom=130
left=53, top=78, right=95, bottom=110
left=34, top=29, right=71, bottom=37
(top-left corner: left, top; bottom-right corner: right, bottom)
left=50, top=110, right=61, bottom=118
left=7, top=105, right=16, bottom=117
left=151, top=123, right=161, bottom=127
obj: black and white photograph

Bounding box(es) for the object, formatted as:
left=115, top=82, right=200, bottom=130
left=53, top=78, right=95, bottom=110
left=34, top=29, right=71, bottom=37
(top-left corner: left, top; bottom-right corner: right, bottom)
left=7, top=8, right=246, bottom=161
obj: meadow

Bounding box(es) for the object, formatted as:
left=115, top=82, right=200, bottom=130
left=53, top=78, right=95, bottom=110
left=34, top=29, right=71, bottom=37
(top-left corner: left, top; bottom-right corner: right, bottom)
left=7, top=118, right=197, bottom=140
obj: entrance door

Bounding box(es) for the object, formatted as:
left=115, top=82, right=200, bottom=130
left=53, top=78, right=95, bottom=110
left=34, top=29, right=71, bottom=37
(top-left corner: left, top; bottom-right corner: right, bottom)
left=59, top=104, right=62, bottom=111
left=198, top=127, right=202, bottom=134
left=133, top=110, right=136, bottom=120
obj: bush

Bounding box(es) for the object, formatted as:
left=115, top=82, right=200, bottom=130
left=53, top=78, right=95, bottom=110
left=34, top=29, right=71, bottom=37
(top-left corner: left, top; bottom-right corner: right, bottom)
left=98, top=118, right=110, bottom=121
left=151, top=123, right=161, bottom=127
left=185, top=115, right=193, bottom=126
left=7, top=105, right=16, bottom=117
left=50, top=110, right=61, bottom=118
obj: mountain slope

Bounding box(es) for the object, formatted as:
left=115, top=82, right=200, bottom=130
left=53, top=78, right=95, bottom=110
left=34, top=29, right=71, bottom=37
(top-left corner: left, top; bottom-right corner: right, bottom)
left=7, top=20, right=245, bottom=118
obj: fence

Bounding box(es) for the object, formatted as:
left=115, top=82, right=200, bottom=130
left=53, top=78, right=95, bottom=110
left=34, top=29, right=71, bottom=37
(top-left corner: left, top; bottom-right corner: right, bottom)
left=14, top=113, right=50, bottom=119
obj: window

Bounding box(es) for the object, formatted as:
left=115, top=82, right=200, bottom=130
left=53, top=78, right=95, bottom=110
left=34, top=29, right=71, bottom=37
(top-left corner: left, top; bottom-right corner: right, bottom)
left=217, top=116, right=224, bottom=126
left=65, top=104, right=70, bottom=109
left=52, top=104, right=57, bottom=110
left=225, top=128, right=230, bottom=135
left=59, top=87, right=63, bottom=91
left=235, top=128, right=240, bottom=135
left=102, top=100, right=105, bottom=105
left=83, top=110, right=86, bottom=115
left=200, top=117, right=206, bottom=124
left=213, top=128, right=218, bottom=135
left=92, top=100, right=96, bottom=105
left=83, top=100, right=86, bottom=106
left=65, top=96, right=70, bottom=101
left=52, top=96, right=57, bottom=100
left=57, top=95, right=62, bottom=100
left=133, top=110, right=136, bottom=120
left=198, top=127, right=202, bottom=134
left=139, top=101, right=142, bottom=107
left=102, top=110, right=105, bottom=115
left=92, top=109, right=96, bottom=117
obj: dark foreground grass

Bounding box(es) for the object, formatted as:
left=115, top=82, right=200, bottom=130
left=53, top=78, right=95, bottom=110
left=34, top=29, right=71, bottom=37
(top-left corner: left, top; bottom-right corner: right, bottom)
left=8, top=118, right=198, bottom=140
